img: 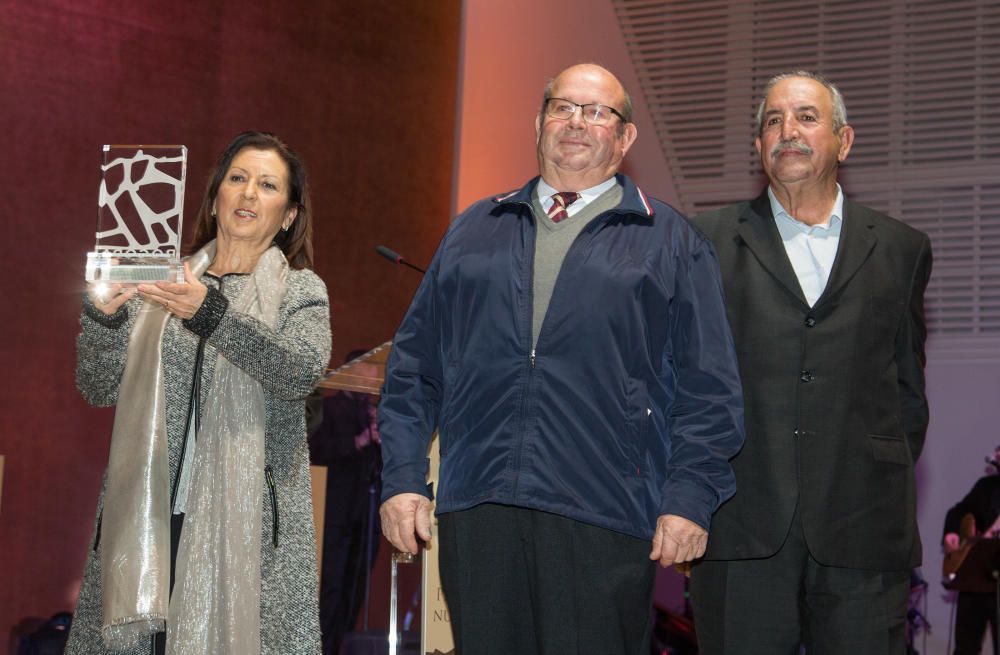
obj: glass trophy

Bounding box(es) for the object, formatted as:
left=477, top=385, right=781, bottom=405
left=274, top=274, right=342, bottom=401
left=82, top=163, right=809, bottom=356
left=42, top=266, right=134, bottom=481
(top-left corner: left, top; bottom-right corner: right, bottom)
left=85, top=145, right=187, bottom=286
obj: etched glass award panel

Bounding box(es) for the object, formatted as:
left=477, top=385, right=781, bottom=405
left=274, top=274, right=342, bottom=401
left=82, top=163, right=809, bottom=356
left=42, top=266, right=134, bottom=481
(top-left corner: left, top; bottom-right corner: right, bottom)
left=85, top=145, right=187, bottom=285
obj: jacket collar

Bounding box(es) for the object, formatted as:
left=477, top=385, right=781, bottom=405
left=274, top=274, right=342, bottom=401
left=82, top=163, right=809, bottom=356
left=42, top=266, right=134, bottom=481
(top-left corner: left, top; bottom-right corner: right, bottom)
left=493, top=173, right=654, bottom=219
left=736, top=189, right=877, bottom=310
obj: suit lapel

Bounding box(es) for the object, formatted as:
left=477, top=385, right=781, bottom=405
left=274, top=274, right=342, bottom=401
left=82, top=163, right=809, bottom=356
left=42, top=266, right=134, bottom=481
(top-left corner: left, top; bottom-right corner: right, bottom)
left=814, top=199, right=877, bottom=308
left=735, top=191, right=809, bottom=308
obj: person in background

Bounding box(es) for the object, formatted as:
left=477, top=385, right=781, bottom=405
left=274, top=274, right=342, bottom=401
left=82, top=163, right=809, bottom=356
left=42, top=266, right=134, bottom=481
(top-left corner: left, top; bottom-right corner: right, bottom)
left=308, top=350, right=382, bottom=655
left=943, top=446, right=1000, bottom=655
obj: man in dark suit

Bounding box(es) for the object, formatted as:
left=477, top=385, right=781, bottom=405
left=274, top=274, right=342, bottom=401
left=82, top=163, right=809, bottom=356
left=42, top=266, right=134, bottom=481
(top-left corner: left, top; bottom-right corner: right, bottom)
left=689, top=71, right=933, bottom=654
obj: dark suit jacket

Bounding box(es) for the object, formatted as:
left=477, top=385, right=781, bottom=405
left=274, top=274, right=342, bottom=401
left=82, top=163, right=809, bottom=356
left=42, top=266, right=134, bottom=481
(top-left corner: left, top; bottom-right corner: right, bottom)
left=691, top=190, right=932, bottom=570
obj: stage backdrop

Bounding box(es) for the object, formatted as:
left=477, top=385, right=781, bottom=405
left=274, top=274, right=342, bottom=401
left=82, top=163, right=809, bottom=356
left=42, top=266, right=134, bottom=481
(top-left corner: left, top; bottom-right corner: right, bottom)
left=0, top=1, right=460, bottom=651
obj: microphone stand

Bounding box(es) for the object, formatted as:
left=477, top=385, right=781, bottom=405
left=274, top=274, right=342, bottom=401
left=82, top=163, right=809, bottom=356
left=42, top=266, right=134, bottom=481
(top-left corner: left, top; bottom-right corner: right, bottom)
left=361, top=457, right=378, bottom=631
left=358, top=414, right=381, bottom=633
left=375, top=246, right=426, bottom=274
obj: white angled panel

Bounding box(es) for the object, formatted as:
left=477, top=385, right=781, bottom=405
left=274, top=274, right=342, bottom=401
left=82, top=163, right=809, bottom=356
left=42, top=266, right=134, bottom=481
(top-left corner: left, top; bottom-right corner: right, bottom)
left=614, top=0, right=1000, bottom=346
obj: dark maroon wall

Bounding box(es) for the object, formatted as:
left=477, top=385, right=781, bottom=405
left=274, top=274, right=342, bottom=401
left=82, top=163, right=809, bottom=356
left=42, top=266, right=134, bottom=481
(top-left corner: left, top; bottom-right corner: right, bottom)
left=0, top=1, right=460, bottom=650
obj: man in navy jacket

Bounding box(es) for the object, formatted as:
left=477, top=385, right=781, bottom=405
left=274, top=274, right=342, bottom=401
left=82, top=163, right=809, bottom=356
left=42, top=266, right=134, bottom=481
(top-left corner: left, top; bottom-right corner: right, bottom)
left=378, top=63, right=745, bottom=655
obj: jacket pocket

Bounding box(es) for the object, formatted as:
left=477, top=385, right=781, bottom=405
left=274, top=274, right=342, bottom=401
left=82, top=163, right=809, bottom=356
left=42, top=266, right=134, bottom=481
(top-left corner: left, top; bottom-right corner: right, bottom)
left=439, top=361, right=460, bottom=455
left=624, top=379, right=650, bottom=476
left=265, top=465, right=279, bottom=548
left=869, top=433, right=911, bottom=466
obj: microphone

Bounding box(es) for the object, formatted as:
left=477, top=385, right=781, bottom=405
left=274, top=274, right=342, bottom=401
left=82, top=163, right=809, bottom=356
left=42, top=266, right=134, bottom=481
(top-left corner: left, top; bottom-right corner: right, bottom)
left=376, top=245, right=426, bottom=274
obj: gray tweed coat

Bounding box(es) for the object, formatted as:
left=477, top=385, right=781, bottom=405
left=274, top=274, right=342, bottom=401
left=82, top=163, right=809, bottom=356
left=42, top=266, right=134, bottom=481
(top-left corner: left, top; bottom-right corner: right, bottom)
left=67, top=268, right=331, bottom=655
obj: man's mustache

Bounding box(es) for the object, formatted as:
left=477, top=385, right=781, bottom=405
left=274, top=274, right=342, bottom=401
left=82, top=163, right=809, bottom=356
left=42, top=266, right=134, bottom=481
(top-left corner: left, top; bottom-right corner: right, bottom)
left=771, top=140, right=813, bottom=157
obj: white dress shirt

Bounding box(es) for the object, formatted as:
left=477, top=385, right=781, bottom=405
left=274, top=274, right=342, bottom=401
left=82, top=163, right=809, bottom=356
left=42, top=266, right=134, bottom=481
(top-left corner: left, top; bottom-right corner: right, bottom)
left=536, top=176, right=618, bottom=218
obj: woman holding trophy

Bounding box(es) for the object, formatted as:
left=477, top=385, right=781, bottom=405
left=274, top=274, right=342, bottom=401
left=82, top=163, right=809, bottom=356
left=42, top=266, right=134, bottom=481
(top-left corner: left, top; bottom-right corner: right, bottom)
left=67, top=131, right=331, bottom=655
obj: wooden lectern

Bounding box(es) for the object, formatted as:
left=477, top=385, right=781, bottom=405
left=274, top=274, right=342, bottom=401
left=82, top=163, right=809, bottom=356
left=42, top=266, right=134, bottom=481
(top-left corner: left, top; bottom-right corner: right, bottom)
left=317, top=342, right=392, bottom=395
left=318, top=343, right=454, bottom=655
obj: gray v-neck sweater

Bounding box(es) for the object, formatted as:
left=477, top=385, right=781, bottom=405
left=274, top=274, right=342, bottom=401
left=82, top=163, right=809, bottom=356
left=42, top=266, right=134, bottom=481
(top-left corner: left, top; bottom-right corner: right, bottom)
left=529, top=183, right=624, bottom=348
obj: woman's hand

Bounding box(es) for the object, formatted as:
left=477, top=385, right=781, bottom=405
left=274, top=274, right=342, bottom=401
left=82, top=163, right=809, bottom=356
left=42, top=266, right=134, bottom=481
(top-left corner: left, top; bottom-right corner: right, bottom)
left=138, top=263, right=208, bottom=319
left=88, top=283, right=136, bottom=315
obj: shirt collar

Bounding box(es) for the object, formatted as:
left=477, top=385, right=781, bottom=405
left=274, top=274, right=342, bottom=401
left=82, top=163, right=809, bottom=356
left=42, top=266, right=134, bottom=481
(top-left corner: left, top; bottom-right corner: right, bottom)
left=767, top=184, right=844, bottom=231
left=493, top=174, right=653, bottom=219
left=535, top=176, right=618, bottom=208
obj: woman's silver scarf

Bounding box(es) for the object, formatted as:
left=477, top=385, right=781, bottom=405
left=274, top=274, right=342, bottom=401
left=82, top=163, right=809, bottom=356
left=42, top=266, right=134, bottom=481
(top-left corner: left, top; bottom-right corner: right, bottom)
left=101, top=241, right=288, bottom=654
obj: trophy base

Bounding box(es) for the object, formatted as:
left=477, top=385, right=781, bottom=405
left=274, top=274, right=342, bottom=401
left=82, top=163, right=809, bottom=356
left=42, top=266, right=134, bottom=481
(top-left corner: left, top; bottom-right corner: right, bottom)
left=86, top=252, right=184, bottom=285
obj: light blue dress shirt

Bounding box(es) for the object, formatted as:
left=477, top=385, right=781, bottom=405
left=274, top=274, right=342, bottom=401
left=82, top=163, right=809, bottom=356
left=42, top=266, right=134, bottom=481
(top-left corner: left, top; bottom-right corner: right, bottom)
left=768, top=185, right=844, bottom=307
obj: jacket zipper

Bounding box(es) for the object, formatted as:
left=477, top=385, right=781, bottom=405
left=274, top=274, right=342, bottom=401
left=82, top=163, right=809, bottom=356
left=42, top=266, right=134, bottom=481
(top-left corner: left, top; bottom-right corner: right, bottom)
left=510, top=202, right=539, bottom=500
left=511, top=203, right=619, bottom=497
left=265, top=465, right=279, bottom=548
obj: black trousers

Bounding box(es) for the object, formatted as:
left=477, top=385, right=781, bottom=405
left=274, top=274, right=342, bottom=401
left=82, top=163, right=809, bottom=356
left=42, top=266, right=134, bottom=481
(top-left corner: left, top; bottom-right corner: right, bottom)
left=954, top=591, right=999, bottom=655
left=690, top=507, right=910, bottom=655
left=437, top=503, right=656, bottom=655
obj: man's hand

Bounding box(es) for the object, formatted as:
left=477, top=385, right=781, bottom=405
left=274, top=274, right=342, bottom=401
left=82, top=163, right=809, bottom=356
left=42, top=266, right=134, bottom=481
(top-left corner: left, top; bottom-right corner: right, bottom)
left=943, top=532, right=961, bottom=553
left=649, top=514, right=708, bottom=567
left=380, top=492, right=433, bottom=554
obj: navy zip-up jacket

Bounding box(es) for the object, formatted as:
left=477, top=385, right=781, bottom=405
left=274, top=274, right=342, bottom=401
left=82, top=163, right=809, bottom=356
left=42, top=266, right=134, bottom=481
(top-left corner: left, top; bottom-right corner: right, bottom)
left=379, top=175, right=745, bottom=540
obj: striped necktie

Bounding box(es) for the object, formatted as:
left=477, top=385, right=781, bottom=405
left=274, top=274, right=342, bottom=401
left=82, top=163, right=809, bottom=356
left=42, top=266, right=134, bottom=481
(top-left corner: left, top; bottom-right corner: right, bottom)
left=547, top=191, right=581, bottom=222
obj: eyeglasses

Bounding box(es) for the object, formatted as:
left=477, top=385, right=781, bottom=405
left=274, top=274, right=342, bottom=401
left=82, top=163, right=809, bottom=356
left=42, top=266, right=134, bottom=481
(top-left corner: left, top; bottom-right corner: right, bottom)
left=544, top=97, right=626, bottom=126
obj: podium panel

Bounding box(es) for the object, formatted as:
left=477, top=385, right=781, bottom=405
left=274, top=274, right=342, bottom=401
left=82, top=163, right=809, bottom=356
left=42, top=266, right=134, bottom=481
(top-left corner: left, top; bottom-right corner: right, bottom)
left=310, top=465, right=327, bottom=576
left=318, top=343, right=455, bottom=653
left=421, top=435, right=454, bottom=654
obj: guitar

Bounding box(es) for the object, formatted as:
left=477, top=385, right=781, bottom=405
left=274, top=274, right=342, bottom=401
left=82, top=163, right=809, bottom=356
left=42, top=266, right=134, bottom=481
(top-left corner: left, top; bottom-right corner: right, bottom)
left=943, top=512, right=1000, bottom=580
